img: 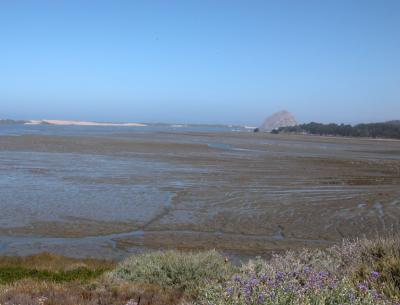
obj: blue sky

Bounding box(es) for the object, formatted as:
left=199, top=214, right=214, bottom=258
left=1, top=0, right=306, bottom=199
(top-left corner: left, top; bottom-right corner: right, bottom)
left=1, top=0, right=399, bottom=125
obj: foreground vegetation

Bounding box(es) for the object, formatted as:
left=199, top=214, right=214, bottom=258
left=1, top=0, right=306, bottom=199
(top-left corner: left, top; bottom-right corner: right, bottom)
left=1, top=236, right=400, bottom=304
left=0, top=253, right=114, bottom=285
left=272, top=121, right=400, bottom=139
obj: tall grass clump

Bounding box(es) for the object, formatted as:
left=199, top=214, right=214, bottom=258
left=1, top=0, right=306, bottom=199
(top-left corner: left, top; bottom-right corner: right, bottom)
left=0, top=279, right=181, bottom=305
left=339, top=235, right=400, bottom=299
left=108, top=250, right=235, bottom=298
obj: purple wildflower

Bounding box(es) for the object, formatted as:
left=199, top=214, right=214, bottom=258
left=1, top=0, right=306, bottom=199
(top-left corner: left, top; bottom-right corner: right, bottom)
left=257, top=293, right=265, bottom=304
left=244, top=286, right=252, bottom=297
left=357, top=283, right=368, bottom=292
left=372, top=291, right=381, bottom=300
left=260, top=274, right=268, bottom=282
left=318, top=271, right=328, bottom=278
left=371, top=271, right=380, bottom=279
left=233, top=274, right=242, bottom=282
left=249, top=278, right=259, bottom=286
left=276, top=271, right=285, bottom=281
left=267, top=279, right=276, bottom=287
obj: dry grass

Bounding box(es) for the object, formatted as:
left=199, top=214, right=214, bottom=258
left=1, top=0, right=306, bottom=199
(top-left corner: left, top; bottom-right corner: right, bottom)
left=0, top=279, right=184, bottom=305
left=0, top=252, right=115, bottom=271
left=0, top=252, right=191, bottom=305
left=337, top=235, right=400, bottom=299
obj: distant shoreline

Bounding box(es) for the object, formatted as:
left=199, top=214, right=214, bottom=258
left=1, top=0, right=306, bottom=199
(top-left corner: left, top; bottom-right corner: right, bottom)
left=25, top=119, right=148, bottom=127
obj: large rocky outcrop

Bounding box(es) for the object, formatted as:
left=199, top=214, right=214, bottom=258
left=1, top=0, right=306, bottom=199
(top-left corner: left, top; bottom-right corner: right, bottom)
left=259, top=110, right=298, bottom=132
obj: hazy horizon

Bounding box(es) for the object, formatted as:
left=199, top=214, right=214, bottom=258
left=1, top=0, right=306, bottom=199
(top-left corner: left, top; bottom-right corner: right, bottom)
left=1, top=0, right=399, bottom=126
left=2, top=112, right=400, bottom=127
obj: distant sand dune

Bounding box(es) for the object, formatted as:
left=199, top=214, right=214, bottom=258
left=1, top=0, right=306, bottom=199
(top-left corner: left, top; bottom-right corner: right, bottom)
left=25, top=120, right=147, bottom=127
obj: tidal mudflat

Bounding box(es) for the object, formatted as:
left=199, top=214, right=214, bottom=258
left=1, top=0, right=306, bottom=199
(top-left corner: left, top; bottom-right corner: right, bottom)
left=0, top=128, right=399, bottom=260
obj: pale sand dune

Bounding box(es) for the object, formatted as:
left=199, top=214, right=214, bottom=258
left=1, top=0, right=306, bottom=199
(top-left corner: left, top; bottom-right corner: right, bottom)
left=25, top=119, right=147, bottom=127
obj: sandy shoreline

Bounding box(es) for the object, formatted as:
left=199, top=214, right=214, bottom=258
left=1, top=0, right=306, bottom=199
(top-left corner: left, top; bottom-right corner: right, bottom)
left=25, top=119, right=147, bottom=127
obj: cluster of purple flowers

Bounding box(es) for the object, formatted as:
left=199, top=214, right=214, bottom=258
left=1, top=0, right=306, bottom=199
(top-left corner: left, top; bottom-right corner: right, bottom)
left=356, top=271, right=383, bottom=300
left=223, top=268, right=384, bottom=304
left=225, top=267, right=337, bottom=304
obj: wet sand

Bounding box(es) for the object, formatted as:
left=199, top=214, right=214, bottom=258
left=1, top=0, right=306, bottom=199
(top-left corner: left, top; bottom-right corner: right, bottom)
left=0, top=131, right=399, bottom=260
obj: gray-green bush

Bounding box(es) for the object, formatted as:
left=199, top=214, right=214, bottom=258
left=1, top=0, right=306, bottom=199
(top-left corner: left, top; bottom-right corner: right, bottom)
left=108, top=250, right=235, bottom=297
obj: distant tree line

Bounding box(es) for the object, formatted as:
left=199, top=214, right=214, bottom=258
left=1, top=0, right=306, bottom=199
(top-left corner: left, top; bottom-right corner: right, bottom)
left=271, top=121, right=400, bottom=139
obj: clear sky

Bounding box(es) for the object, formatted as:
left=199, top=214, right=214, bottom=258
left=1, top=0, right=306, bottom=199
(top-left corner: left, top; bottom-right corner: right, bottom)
left=1, top=0, right=399, bottom=125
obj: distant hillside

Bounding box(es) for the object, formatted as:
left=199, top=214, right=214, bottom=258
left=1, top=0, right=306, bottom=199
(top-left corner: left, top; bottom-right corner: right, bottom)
left=0, top=119, right=27, bottom=125
left=272, top=121, right=400, bottom=139
left=259, top=110, right=298, bottom=131
left=387, top=120, right=400, bottom=126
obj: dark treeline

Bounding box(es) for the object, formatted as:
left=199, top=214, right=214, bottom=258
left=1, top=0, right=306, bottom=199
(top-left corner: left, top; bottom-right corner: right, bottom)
left=272, top=121, right=400, bottom=139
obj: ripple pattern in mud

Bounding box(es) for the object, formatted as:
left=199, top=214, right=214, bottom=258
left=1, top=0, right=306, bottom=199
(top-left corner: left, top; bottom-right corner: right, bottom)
left=0, top=130, right=400, bottom=259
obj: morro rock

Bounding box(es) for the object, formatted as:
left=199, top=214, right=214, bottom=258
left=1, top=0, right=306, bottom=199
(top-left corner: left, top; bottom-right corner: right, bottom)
left=259, top=110, right=298, bottom=132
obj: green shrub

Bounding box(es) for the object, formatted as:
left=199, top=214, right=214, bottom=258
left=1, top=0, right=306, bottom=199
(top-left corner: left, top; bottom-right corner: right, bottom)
left=108, top=250, right=235, bottom=297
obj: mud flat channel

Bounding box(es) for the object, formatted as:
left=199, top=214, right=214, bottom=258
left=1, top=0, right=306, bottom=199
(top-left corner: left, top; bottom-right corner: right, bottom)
left=0, top=131, right=399, bottom=260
